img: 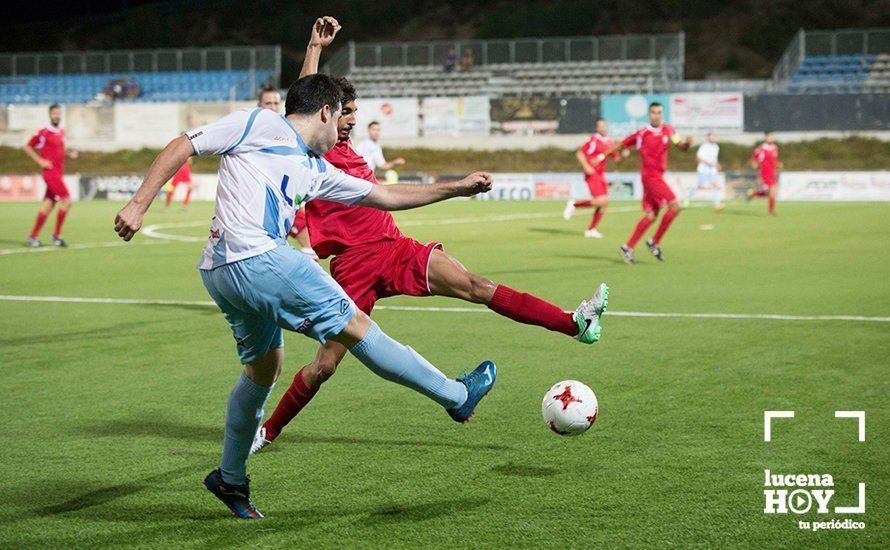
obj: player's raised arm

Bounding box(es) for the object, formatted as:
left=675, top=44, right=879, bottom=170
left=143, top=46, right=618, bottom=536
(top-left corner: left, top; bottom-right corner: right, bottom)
left=361, top=172, right=493, bottom=211
left=114, top=135, right=194, bottom=241
left=300, top=16, right=341, bottom=78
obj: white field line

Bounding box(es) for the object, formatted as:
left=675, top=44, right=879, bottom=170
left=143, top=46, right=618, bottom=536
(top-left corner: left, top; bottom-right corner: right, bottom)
left=139, top=205, right=672, bottom=242
left=0, top=239, right=169, bottom=256
left=0, top=294, right=888, bottom=323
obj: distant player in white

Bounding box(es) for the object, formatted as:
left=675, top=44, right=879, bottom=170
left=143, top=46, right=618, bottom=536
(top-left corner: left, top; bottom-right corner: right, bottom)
left=685, top=132, right=724, bottom=211
left=113, top=74, right=497, bottom=519
left=356, top=120, right=405, bottom=174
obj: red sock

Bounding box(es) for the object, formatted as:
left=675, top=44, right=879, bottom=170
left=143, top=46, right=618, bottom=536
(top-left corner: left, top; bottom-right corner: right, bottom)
left=165, top=189, right=174, bottom=207
left=752, top=189, right=769, bottom=197
left=573, top=200, right=593, bottom=208
left=769, top=197, right=776, bottom=214
left=30, top=211, right=48, bottom=238
left=183, top=187, right=192, bottom=206
left=588, top=208, right=603, bottom=230
left=652, top=209, right=679, bottom=245
left=262, top=367, right=318, bottom=441
left=53, top=208, right=68, bottom=238
left=487, top=285, right=577, bottom=337
left=626, top=216, right=654, bottom=249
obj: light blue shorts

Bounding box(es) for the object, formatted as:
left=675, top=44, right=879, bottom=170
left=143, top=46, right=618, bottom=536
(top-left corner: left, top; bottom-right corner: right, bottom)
left=200, top=244, right=356, bottom=364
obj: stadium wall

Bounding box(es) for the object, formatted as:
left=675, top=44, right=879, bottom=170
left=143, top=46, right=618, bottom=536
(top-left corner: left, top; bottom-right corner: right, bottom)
left=2, top=92, right=889, bottom=151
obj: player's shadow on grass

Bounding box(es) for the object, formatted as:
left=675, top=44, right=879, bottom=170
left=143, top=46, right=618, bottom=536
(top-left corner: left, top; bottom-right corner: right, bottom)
left=32, top=465, right=195, bottom=517
left=527, top=227, right=579, bottom=236
left=83, top=417, right=221, bottom=443
left=0, top=320, right=161, bottom=347
left=361, top=497, right=491, bottom=525
left=491, top=463, right=559, bottom=478
left=716, top=208, right=762, bottom=217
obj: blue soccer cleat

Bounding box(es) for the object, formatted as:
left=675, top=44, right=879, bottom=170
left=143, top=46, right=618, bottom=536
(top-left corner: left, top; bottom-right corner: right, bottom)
left=447, top=361, right=497, bottom=423
left=203, top=468, right=263, bottom=519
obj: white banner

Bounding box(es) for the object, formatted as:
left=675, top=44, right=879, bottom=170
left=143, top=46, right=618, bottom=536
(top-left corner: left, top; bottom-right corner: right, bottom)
left=778, top=171, right=890, bottom=201
left=422, top=96, right=491, bottom=137
left=114, top=103, right=182, bottom=146
left=352, top=97, right=420, bottom=140
left=473, top=173, right=535, bottom=201
left=669, top=93, right=743, bottom=133
left=7, top=104, right=60, bottom=132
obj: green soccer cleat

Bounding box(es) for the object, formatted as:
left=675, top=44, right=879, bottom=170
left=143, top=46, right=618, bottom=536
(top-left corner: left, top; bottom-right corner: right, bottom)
left=573, top=283, right=609, bottom=344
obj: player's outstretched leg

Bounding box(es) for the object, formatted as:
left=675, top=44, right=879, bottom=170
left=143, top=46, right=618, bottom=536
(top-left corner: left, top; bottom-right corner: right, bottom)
left=205, top=348, right=279, bottom=519
left=332, top=312, right=495, bottom=423
left=427, top=250, right=608, bottom=344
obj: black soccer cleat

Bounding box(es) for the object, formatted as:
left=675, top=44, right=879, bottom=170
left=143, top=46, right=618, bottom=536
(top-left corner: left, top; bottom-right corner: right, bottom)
left=619, top=244, right=634, bottom=264
left=646, top=239, right=664, bottom=262
left=51, top=236, right=68, bottom=248
left=203, top=468, right=263, bottom=519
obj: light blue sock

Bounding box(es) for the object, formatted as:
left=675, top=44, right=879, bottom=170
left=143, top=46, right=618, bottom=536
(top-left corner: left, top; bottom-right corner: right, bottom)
left=220, top=372, right=273, bottom=485
left=349, top=322, right=468, bottom=409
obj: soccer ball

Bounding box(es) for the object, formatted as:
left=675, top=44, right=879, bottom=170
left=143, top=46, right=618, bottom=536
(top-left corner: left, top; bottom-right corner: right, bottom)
left=542, top=380, right=598, bottom=436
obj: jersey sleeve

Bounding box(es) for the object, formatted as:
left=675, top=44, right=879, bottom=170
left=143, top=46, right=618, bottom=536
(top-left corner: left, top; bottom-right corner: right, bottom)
left=314, top=159, right=374, bottom=205
left=27, top=131, right=43, bottom=149
left=621, top=131, right=639, bottom=149
left=578, top=137, right=594, bottom=154
left=186, top=108, right=265, bottom=157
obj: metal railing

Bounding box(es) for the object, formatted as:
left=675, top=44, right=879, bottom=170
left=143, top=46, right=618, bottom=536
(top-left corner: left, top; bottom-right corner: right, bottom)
left=0, top=45, right=281, bottom=81
left=324, top=33, right=684, bottom=75
left=773, top=28, right=890, bottom=83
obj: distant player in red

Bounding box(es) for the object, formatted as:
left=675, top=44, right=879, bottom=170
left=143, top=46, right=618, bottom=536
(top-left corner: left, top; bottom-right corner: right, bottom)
left=600, top=102, right=692, bottom=264
left=165, top=157, right=193, bottom=210
left=562, top=119, right=628, bottom=238
left=251, top=19, right=610, bottom=453
left=748, top=131, right=782, bottom=215
left=24, top=103, right=78, bottom=248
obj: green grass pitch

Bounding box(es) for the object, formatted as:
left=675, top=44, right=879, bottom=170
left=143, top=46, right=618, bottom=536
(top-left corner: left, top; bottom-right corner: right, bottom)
left=0, top=199, right=887, bottom=548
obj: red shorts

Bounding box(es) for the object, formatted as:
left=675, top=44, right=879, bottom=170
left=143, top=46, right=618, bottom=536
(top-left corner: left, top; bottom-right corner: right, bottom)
left=43, top=172, right=69, bottom=202
left=760, top=173, right=777, bottom=187
left=330, top=237, right=443, bottom=314
left=641, top=174, right=676, bottom=212
left=584, top=173, right=608, bottom=197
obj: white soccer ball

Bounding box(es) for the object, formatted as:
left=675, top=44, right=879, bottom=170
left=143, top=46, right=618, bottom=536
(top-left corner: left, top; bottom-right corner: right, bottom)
left=542, top=380, right=598, bottom=436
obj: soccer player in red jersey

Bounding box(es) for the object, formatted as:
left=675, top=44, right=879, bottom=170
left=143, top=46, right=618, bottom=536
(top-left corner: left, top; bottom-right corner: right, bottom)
left=23, top=103, right=78, bottom=247
left=563, top=119, right=629, bottom=238
left=165, top=157, right=193, bottom=210
left=251, top=18, right=610, bottom=453
left=748, top=131, right=782, bottom=215
left=599, top=102, right=692, bottom=264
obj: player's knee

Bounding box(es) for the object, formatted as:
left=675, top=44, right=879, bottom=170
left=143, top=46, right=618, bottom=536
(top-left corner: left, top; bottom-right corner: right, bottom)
left=646, top=211, right=657, bottom=221
left=669, top=202, right=682, bottom=213
left=313, top=357, right=339, bottom=383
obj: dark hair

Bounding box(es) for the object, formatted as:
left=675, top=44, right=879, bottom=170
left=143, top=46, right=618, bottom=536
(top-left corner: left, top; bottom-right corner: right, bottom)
left=649, top=102, right=663, bottom=110
left=368, top=121, right=380, bottom=129
left=332, top=76, right=356, bottom=105
left=257, top=85, right=278, bottom=102
left=765, top=130, right=774, bottom=135
left=49, top=103, right=61, bottom=112
left=284, top=74, right=343, bottom=116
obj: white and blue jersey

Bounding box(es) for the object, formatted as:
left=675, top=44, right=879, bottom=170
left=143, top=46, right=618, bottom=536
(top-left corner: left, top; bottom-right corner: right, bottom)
left=187, top=108, right=373, bottom=270
left=187, top=108, right=375, bottom=362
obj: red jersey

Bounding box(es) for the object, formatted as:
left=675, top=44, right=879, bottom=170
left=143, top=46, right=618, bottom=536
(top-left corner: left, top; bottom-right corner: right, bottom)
left=307, top=140, right=403, bottom=259
left=621, top=124, right=677, bottom=179
left=27, top=126, right=66, bottom=175
left=579, top=133, right=618, bottom=177
left=172, top=161, right=192, bottom=184
left=752, top=143, right=779, bottom=180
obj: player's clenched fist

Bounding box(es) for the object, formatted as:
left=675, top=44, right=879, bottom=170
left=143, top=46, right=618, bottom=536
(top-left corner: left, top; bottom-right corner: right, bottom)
left=310, top=16, right=341, bottom=48
left=114, top=201, right=145, bottom=241
left=456, top=172, right=493, bottom=196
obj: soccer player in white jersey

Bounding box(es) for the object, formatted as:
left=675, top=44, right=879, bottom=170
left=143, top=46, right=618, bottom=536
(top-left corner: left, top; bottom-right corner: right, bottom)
left=113, top=74, right=496, bottom=519
left=685, top=132, right=724, bottom=211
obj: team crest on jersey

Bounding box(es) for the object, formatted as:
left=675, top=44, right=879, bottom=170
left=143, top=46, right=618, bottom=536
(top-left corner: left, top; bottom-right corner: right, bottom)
left=662, top=136, right=669, bottom=143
